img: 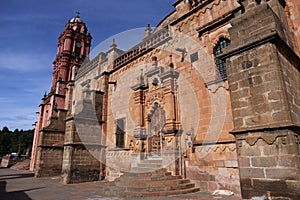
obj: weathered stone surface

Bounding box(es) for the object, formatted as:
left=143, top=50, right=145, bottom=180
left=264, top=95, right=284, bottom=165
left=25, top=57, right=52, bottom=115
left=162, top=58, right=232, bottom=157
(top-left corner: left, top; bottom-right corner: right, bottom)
left=224, top=1, right=300, bottom=199
left=30, top=1, right=300, bottom=199
left=0, top=156, right=11, bottom=168
left=105, top=164, right=199, bottom=197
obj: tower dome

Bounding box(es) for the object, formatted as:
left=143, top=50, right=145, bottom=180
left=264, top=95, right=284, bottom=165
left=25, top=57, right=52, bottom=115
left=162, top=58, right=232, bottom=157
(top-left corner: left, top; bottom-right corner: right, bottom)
left=66, top=11, right=87, bottom=33
left=70, top=11, right=84, bottom=23
left=70, top=15, right=83, bottom=23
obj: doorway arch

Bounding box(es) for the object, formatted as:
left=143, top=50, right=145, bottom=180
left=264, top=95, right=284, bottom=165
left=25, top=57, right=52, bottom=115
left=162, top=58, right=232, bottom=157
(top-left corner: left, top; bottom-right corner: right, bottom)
left=148, top=103, right=166, bottom=156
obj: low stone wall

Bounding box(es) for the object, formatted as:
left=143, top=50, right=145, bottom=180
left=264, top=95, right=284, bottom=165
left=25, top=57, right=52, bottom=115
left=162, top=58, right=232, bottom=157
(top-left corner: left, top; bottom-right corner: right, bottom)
left=106, top=150, right=133, bottom=182
left=0, top=156, right=11, bottom=167
left=186, top=142, right=241, bottom=196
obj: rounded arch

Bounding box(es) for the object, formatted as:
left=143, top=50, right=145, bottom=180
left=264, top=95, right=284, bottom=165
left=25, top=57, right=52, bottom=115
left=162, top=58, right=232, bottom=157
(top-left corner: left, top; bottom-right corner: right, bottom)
left=148, top=102, right=165, bottom=120
left=212, top=36, right=231, bottom=79
left=207, top=28, right=231, bottom=55
left=211, top=31, right=231, bottom=49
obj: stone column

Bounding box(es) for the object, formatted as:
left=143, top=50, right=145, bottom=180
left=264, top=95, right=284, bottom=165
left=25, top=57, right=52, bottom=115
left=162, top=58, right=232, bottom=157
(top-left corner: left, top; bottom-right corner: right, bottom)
left=160, top=68, right=181, bottom=175
left=222, top=1, right=300, bottom=199
left=132, top=90, right=147, bottom=160
left=161, top=69, right=180, bottom=133
left=133, top=90, right=145, bottom=128
left=131, top=72, right=147, bottom=160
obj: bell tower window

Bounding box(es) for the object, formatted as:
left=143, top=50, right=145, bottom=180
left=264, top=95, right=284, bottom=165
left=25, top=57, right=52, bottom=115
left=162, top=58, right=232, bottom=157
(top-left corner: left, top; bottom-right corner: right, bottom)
left=75, top=42, right=81, bottom=56
left=213, top=37, right=230, bottom=79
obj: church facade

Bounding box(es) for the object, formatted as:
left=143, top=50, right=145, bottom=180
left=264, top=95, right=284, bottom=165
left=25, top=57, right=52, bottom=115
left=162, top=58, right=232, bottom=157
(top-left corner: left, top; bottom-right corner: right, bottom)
left=31, top=0, right=300, bottom=199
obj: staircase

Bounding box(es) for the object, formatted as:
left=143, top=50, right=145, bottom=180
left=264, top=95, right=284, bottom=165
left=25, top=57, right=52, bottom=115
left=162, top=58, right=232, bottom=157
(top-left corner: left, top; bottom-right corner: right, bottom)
left=105, top=158, right=200, bottom=197
left=130, top=157, right=163, bottom=173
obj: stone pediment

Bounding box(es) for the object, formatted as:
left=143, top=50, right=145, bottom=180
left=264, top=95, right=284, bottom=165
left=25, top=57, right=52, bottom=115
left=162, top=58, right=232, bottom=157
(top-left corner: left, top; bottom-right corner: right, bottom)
left=160, top=68, right=179, bottom=81
left=131, top=66, right=179, bottom=92
left=145, top=66, right=164, bottom=78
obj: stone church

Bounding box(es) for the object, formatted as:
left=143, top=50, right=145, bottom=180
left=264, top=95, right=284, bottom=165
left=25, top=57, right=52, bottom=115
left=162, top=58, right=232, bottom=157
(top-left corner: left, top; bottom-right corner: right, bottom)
left=30, top=0, right=300, bottom=199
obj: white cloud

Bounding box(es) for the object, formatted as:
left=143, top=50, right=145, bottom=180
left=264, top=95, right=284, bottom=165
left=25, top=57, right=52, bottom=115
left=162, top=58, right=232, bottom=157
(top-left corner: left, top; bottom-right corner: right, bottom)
left=0, top=106, right=38, bottom=130
left=0, top=97, right=14, bottom=103
left=0, top=51, right=52, bottom=72
left=0, top=14, right=60, bottom=24
left=90, top=28, right=145, bottom=59
left=0, top=55, right=52, bottom=130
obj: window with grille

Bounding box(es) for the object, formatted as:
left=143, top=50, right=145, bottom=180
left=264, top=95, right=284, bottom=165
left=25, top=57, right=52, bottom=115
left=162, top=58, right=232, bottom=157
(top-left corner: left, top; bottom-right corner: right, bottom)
left=116, top=118, right=125, bottom=148
left=213, top=38, right=230, bottom=79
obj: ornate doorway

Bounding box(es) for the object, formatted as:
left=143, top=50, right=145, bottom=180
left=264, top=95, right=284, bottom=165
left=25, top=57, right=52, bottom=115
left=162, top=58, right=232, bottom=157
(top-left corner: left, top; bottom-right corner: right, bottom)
left=148, top=103, right=166, bottom=157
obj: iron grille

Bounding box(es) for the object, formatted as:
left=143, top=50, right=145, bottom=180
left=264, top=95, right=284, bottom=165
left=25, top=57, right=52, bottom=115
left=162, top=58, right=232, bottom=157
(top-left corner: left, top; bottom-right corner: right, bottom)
left=213, top=38, right=230, bottom=79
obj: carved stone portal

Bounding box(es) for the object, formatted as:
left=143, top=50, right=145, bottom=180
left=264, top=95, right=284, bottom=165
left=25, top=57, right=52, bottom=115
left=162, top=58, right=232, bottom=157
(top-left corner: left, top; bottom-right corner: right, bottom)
left=131, top=61, right=180, bottom=163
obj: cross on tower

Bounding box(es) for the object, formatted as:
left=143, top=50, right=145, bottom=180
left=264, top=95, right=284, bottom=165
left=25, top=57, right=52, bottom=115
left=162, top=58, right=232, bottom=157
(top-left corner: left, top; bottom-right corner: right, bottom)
left=76, top=11, right=80, bottom=16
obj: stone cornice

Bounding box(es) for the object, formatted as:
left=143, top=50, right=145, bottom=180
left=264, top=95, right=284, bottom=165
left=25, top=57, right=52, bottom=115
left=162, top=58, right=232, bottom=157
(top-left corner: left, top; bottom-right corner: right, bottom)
left=230, top=123, right=300, bottom=135
left=171, top=0, right=215, bottom=26
left=197, top=10, right=235, bottom=37
left=219, top=4, right=295, bottom=60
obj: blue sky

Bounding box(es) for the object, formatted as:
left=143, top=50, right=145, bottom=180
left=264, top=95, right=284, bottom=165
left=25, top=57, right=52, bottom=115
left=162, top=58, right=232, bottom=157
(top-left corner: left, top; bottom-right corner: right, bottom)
left=0, top=0, right=175, bottom=130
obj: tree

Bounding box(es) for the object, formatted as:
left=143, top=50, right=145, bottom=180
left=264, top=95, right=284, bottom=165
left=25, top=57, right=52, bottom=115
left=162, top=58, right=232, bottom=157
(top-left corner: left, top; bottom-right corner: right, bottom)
left=0, top=130, right=11, bottom=156
left=0, top=127, right=34, bottom=156
left=2, top=126, right=9, bottom=133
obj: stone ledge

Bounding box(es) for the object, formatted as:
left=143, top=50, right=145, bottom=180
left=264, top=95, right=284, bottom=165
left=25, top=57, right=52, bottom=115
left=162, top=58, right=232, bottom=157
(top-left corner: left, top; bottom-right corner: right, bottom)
left=230, top=123, right=300, bottom=135
left=37, top=145, right=64, bottom=149
left=219, top=3, right=292, bottom=60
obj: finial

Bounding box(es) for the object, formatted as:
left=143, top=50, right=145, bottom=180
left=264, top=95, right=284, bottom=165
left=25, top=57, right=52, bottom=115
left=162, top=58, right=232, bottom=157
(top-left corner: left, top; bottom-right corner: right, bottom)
left=146, top=24, right=151, bottom=31
left=138, top=68, right=145, bottom=85
left=110, top=38, right=117, bottom=49
left=151, top=56, right=158, bottom=68
left=144, top=24, right=152, bottom=39
left=76, top=11, right=80, bottom=17
left=43, top=92, right=47, bottom=99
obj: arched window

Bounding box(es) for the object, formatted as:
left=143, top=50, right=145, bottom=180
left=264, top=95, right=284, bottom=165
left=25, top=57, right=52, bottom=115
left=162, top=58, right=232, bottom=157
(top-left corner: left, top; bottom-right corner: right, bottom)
left=213, top=37, right=230, bottom=79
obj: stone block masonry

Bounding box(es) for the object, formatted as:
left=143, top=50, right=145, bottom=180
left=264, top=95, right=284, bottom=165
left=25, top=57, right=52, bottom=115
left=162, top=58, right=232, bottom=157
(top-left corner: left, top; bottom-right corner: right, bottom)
left=62, top=96, right=104, bottom=183
left=236, top=129, right=300, bottom=199
left=222, top=1, right=300, bottom=199
left=30, top=1, right=300, bottom=199
left=35, top=110, right=66, bottom=177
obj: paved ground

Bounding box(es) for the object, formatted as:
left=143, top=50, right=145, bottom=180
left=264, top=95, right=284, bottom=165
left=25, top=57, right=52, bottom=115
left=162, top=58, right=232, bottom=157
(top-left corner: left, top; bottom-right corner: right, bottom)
left=0, top=168, right=241, bottom=200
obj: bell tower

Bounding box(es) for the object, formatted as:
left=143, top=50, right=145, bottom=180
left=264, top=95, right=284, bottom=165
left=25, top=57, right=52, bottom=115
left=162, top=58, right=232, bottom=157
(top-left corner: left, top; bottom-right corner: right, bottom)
left=51, top=11, right=92, bottom=92
left=30, top=13, right=92, bottom=176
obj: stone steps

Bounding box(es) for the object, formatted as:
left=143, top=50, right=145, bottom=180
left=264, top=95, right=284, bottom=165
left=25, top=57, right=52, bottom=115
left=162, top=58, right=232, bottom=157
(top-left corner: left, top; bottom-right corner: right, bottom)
left=130, top=167, right=163, bottom=173
left=122, top=170, right=172, bottom=179
left=141, top=159, right=162, bottom=164
left=115, top=173, right=181, bottom=183
left=123, top=187, right=200, bottom=197
left=115, top=178, right=190, bottom=188
left=137, top=163, right=162, bottom=168
left=129, top=158, right=163, bottom=173
left=124, top=182, right=196, bottom=192
left=106, top=158, right=200, bottom=197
